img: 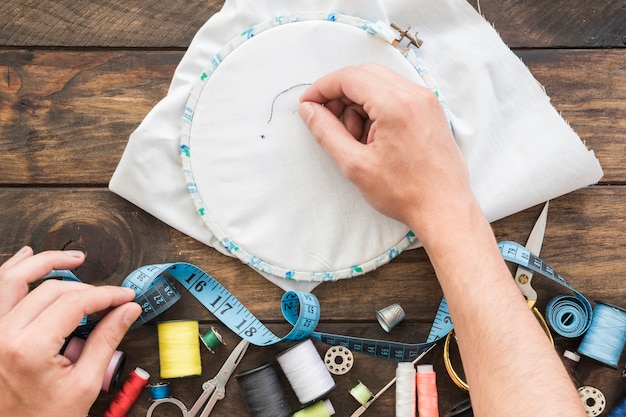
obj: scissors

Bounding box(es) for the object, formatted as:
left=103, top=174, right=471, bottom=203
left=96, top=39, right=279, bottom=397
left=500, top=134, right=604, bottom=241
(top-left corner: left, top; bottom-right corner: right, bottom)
left=147, top=338, right=249, bottom=417
left=514, top=201, right=549, bottom=308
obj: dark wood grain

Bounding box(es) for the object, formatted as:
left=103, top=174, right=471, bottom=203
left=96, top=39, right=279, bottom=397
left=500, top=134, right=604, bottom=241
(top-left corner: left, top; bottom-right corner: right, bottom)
left=1, top=1, right=625, bottom=416
left=1, top=49, right=624, bottom=185
left=1, top=0, right=624, bottom=48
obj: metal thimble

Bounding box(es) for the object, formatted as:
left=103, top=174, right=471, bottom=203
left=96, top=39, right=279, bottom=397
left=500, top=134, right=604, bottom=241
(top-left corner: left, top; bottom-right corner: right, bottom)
left=376, top=303, right=406, bottom=332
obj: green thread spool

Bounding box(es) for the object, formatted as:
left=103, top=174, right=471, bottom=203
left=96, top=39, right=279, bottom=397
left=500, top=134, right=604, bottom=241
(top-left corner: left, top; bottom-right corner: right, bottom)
left=200, top=326, right=225, bottom=353
left=349, top=381, right=373, bottom=405
left=293, top=399, right=335, bottom=417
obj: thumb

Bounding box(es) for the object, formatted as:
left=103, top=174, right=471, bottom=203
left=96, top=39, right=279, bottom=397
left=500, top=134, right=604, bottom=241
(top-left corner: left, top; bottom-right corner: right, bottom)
left=74, top=302, right=141, bottom=383
left=299, top=101, right=366, bottom=173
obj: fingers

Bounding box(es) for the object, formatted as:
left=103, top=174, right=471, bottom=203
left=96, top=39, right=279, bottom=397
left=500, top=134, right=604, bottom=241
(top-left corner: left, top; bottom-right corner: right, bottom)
left=6, top=280, right=91, bottom=329
left=0, top=246, right=33, bottom=274
left=75, top=301, right=141, bottom=379
left=0, top=249, right=86, bottom=318
left=29, top=285, right=138, bottom=343
left=299, top=101, right=369, bottom=177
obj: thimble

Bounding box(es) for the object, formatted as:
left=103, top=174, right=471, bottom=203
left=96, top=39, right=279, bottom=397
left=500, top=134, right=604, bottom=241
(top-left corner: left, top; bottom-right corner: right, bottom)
left=376, top=303, right=405, bottom=332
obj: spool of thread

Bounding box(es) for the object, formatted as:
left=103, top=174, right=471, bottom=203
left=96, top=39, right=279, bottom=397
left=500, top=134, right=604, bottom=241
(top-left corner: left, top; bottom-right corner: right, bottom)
left=103, top=367, right=150, bottom=417
left=157, top=320, right=202, bottom=378
left=349, top=381, right=373, bottom=405
left=395, top=362, right=416, bottom=417
left=149, top=382, right=171, bottom=400
left=606, top=394, right=626, bottom=417
left=235, top=362, right=292, bottom=417
left=416, top=364, right=438, bottom=417
left=561, top=350, right=581, bottom=386
left=293, top=399, right=336, bottom=417
left=545, top=295, right=591, bottom=338
left=276, top=339, right=336, bottom=404
left=200, top=326, right=225, bottom=353
left=61, top=336, right=126, bottom=392
left=578, top=302, right=626, bottom=368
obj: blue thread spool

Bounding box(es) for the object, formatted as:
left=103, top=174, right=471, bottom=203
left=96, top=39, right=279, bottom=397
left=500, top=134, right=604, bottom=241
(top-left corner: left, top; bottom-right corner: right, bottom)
left=545, top=296, right=591, bottom=338
left=578, top=302, right=626, bottom=368
left=149, top=383, right=170, bottom=400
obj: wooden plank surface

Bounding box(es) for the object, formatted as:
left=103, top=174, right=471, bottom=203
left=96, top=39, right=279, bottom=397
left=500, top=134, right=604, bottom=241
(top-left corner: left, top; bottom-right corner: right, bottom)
left=1, top=1, right=625, bottom=416
left=1, top=49, right=625, bottom=185
left=1, top=0, right=624, bottom=48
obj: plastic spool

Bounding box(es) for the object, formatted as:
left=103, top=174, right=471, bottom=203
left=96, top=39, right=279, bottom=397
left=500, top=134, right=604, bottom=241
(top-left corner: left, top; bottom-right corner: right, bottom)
left=416, top=364, right=438, bottom=417
left=157, top=320, right=202, bottom=378
left=61, top=336, right=126, bottom=392
left=293, top=399, right=336, bottom=417
left=324, top=346, right=354, bottom=375
left=578, top=302, right=626, bottom=368
left=276, top=339, right=336, bottom=404
left=235, top=362, right=291, bottom=417
left=200, top=326, right=225, bottom=353
left=103, top=367, right=150, bottom=417
left=149, top=382, right=171, bottom=400
left=395, top=362, right=416, bottom=417
left=349, top=381, right=373, bottom=405
left=578, top=386, right=606, bottom=417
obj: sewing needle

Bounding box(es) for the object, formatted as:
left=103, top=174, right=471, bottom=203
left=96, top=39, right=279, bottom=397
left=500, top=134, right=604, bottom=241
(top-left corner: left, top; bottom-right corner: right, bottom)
left=349, top=343, right=437, bottom=417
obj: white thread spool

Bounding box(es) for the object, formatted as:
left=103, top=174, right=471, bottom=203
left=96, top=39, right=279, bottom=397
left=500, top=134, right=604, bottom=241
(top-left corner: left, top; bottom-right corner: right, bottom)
left=276, top=339, right=336, bottom=404
left=395, top=362, right=416, bottom=417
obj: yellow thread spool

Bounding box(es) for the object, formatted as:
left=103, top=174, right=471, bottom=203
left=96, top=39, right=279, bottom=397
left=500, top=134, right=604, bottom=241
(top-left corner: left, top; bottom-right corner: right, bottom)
left=157, top=320, right=202, bottom=379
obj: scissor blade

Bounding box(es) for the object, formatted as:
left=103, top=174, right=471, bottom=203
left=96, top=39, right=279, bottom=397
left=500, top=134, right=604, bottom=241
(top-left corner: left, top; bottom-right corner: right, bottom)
left=514, top=202, right=549, bottom=307
left=216, top=339, right=249, bottom=384
left=525, top=201, right=549, bottom=255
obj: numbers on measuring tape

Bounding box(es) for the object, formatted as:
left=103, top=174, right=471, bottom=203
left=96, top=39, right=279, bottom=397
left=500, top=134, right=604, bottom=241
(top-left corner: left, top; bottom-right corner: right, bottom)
left=47, top=239, right=586, bottom=362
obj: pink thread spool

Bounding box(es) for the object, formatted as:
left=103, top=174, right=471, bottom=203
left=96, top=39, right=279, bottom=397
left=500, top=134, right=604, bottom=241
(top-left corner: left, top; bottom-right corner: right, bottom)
left=61, top=336, right=126, bottom=392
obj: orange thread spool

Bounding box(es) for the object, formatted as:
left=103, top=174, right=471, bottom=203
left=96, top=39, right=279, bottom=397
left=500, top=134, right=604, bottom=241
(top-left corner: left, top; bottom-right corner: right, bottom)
left=416, top=364, right=438, bottom=417
left=103, top=367, right=150, bottom=417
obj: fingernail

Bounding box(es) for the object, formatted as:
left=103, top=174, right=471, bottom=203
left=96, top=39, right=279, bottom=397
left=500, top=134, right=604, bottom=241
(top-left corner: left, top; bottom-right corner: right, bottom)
left=298, top=102, right=315, bottom=125
left=64, top=250, right=84, bottom=258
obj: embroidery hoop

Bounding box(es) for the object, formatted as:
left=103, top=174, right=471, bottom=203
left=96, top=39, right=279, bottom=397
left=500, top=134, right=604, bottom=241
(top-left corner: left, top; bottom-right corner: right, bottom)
left=180, top=13, right=446, bottom=281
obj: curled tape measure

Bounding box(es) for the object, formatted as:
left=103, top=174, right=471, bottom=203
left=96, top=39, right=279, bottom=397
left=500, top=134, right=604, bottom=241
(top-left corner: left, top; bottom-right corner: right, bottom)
left=46, top=240, right=591, bottom=363
left=497, top=241, right=593, bottom=333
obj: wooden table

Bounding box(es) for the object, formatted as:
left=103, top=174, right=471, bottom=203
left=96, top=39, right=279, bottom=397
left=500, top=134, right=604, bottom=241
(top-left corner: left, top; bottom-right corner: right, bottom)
left=1, top=1, right=625, bottom=415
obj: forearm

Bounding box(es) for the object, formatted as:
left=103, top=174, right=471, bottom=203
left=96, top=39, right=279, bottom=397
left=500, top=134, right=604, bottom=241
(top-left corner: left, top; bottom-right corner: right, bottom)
left=417, top=202, right=585, bottom=417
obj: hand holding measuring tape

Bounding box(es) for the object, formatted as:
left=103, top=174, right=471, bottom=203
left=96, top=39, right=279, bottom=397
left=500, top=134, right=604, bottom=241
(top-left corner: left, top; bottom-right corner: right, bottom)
left=0, top=247, right=141, bottom=417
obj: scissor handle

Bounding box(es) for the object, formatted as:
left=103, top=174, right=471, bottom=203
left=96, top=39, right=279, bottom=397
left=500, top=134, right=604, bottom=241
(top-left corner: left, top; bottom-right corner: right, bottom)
left=146, top=397, right=190, bottom=417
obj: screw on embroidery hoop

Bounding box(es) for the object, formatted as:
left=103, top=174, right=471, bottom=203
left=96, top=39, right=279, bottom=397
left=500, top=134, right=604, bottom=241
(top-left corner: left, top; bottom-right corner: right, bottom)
left=390, top=23, right=423, bottom=52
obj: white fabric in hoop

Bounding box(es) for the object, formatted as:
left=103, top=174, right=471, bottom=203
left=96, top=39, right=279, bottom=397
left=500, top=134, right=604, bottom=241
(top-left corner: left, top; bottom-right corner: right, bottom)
left=110, top=0, right=603, bottom=292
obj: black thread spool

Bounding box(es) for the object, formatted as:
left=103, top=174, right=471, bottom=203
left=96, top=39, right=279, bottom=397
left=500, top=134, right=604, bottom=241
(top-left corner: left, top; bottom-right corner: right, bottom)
left=235, top=362, right=292, bottom=417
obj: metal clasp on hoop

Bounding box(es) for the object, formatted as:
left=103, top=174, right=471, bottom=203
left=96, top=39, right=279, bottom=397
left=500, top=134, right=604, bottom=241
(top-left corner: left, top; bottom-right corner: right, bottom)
left=390, top=23, right=423, bottom=53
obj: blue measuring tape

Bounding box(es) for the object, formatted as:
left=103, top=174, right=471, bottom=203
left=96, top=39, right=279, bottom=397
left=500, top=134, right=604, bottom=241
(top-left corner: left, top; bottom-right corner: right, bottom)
left=46, top=240, right=592, bottom=362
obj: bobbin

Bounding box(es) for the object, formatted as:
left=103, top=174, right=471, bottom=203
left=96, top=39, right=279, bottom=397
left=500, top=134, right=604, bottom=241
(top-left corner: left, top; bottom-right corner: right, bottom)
left=324, top=346, right=354, bottom=375
left=578, top=386, right=606, bottom=417
left=349, top=381, right=373, bottom=406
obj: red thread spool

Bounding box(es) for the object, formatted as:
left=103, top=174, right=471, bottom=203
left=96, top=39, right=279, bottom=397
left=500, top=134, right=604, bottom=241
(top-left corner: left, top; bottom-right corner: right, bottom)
left=103, top=367, right=150, bottom=417
left=416, top=364, right=439, bottom=417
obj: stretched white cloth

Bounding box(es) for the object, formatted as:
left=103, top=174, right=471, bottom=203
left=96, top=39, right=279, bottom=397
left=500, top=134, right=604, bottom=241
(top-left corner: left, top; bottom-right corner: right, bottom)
left=110, top=0, right=603, bottom=292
